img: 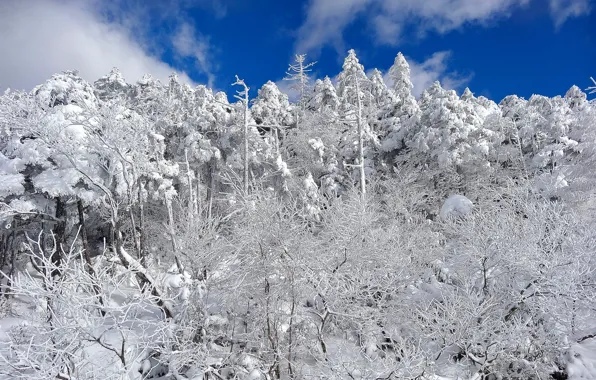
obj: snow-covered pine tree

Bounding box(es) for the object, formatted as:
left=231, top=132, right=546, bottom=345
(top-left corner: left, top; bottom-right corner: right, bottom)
left=336, top=49, right=378, bottom=198
left=283, top=53, right=316, bottom=111
left=367, top=68, right=397, bottom=138
left=309, top=76, right=340, bottom=113
left=251, top=80, right=295, bottom=153
left=381, top=52, right=421, bottom=155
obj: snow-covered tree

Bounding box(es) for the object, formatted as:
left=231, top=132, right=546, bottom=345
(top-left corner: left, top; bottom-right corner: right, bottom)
left=381, top=52, right=421, bottom=155
left=251, top=80, right=295, bottom=153
left=410, top=82, right=472, bottom=168
left=367, top=68, right=397, bottom=137
left=283, top=53, right=316, bottom=110
left=94, top=67, right=133, bottom=102
left=336, top=49, right=378, bottom=198
left=309, top=76, right=340, bottom=113
left=1, top=50, right=595, bottom=380
left=368, top=68, right=395, bottom=108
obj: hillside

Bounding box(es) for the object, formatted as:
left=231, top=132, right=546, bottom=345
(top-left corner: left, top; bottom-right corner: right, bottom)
left=0, top=52, right=595, bottom=380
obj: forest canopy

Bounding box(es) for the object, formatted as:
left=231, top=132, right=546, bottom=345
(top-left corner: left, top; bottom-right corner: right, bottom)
left=0, top=51, right=595, bottom=380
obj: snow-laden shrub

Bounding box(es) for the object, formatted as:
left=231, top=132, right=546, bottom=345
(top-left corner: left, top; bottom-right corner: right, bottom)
left=439, top=194, right=474, bottom=220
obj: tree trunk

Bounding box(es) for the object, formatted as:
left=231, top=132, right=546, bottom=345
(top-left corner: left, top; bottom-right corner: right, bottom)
left=137, top=179, right=147, bottom=267
left=77, top=200, right=106, bottom=316
left=3, top=221, right=16, bottom=299
left=166, top=200, right=184, bottom=275
left=0, top=232, right=7, bottom=270
left=128, top=207, right=140, bottom=259
left=355, top=77, right=366, bottom=198
left=206, top=160, right=216, bottom=220
left=243, top=96, right=249, bottom=194
left=274, top=128, right=280, bottom=156
left=185, top=149, right=194, bottom=225
left=113, top=219, right=173, bottom=319
left=52, top=197, right=67, bottom=278
left=195, top=169, right=201, bottom=217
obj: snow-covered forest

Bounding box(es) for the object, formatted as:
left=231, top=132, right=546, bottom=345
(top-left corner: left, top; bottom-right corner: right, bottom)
left=0, top=50, right=595, bottom=380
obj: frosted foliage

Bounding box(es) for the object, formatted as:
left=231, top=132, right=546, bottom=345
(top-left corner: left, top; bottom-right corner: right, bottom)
left=410, top=82, right=486, bottom=169
left=302, top=172, right=321, bottom=220
left=33, top=70, right=97, bottom=109
left=499, top=95, right=527, bottom=124
left=565, top=85, right=588, bottom=110
left=461, top=87, right=473, bottom=101
left=387, top=52, right=413, bottom=96
left=94, top=67, right=131, bottom=101
left=0, top=173, right=24, bottom=197
left=380, top=52, right=420, bottom=153
left=505, top=94, right=580, bottom=175
left=308, top=137, right=325, bottom=162
left=0, top=58, right=595, bottom=380
left=309, top=76, right=339, bottom=111
left=369, top=68, right=394, bottom=106
left=337, top=49, right=369, bottom=107
left=340, top=50, right=364, bottom=80
left=251, top=81, right=294, bottom=126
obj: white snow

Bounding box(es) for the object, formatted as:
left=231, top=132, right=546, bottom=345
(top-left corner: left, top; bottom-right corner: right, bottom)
left=0, top=173, right=24, bottom=197
left=568, top=339, right=596, bottom=380
left=439, top=194, right=474, bottom=220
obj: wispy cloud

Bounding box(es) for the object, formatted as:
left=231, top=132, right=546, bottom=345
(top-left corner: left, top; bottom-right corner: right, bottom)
left=407, top=51, right=472, bottom=97
left=295, top=0, right=587, bottom=55
left=0, top=0, right=219, bottom=91
left=172, top=23, right=216, bottom=87
left=295, top=0, right=370, bottom=55
left=549, top=0, right=591, bottom=28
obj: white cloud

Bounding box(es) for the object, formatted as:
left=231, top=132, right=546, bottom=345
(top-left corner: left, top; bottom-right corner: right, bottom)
left=375, top=0, right=532, bottom=44
left=295, top=0, right=371, bottom=54
left=295, top=0, right=588, bottom=54
left=172, top=23, right=216, bottom=87
left=0, top=0, right=198, bottom=91
left=549, top=0, right=591, bottom=28
left=409, top=52, right=472, bottom=97
left=383, top=51, right=472, bottom=97
left=372, top=14, right=404, bottom=45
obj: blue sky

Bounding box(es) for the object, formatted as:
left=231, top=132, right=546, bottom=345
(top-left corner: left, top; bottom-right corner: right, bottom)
left=0, top=0, right=594, bottom=102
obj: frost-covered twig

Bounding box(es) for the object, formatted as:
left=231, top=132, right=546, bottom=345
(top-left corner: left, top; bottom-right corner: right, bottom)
left=587, top=76, right=596, bottom=94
